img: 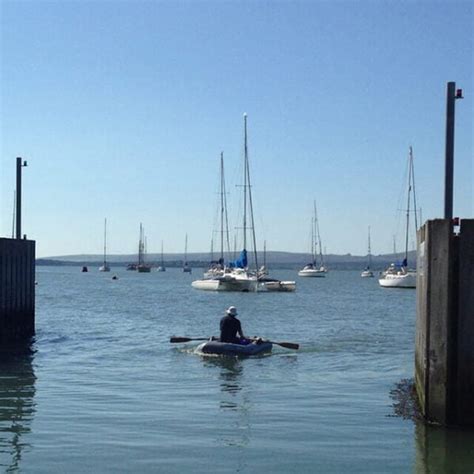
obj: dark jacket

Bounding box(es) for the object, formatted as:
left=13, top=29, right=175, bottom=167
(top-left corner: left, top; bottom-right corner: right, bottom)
left=220, top=315, right=243, bottom=343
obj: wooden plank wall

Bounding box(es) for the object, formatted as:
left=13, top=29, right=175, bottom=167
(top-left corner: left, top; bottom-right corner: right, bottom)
left=0, top=238, right=36, bottom=344
left=415, top=219, right=474, bottom=426
left=456, top=219, right=474, bottom=425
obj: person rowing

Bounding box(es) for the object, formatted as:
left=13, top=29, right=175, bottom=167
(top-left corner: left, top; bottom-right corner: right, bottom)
left=220, top=306, right=257, bottom=345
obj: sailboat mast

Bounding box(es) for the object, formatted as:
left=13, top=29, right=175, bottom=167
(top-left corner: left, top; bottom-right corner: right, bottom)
left=314, top=201, right=323, bottom=266
left=184, top=234, right=188, bottom=263
left=243, top=114, right=259, bottom=272
left=243, top=114, right=248, bottom=251
left=368, top=225, right=372, bottom=268
left=223, top=158, right=231, bottom=258
left=405, top=148, right=413, bottom=263
left=410, top=147, right=418, bottom=231
left=263, top=240, right=267, bottom=268
left=103, top=218, right=107, bottom=265
left=161, top=240, right=164, bottom=266
left=138, top=223, right=143, bottom=265
left=220, top=152, right=224, bottom=261
left=312, top=203, right=316, bottom=265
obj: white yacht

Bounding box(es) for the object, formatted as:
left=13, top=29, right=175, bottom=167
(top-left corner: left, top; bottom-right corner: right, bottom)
left=298, top=202, right=326, bottom=278
left=379, top=147, right=417, bottom=289
left=99, top=218, right=111, bottom=272
left=361, top=226, right=374, bottom=278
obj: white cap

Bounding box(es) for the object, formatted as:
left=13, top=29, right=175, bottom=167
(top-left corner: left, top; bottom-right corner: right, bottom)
left=226, top=306, right=238, bottom=316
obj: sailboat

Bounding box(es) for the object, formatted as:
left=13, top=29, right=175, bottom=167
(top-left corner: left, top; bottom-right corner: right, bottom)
left=99, top=218, right=111, bottom=272
left=202, top=153, right=230, bottom=280
left=298, top=201, right=325, bottom=277
left=192, top=115, right=258, bottom=291
left=137, top=223, right=151, bottom=273
left=183, top=234, right=192, bottom=273
left=379, top=147, right=417, bottom=288
left=258, top=240, right=269, bottom=276
left=192, top=115, right=295, bottom=292
left=157, top=241, right=166, bottom=272
left=361, top=226, right=374, bottom=278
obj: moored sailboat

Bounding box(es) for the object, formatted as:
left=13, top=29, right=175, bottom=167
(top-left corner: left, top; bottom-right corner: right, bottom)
left=298, top=201, right=325, bottom=277
left=157, top=241, right=166, bottom=272
left=192, top=114, right=295, bottom=292
left=202, top=152, right=230, bottom=280
left=137, top=223, right=151, bottom=273
left=379, top=147, right=417, bottom=288
left=99, top=218, right=111, bottom=272
left=360, top=226, right=374, bottom=278
left=192, top=115, right=258, bottom=291
left=183, top=234, right=192, bottom=273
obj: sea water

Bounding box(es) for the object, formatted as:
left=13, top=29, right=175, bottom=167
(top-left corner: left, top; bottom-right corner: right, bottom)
left=1, top=266, right=473, bottom=473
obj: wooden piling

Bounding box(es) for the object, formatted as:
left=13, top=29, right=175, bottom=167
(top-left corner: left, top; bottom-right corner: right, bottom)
left=416, top=218, right=474, bottom=426
left=0, top=238, right=36, bottom=346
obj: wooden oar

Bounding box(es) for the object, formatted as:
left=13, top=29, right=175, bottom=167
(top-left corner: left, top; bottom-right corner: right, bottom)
left=170, top=336, right=212, bottom=343
left=267, top=341, right=299, bottom=350
left=170, top=336, right=299, bottom=350
left=248, top=338, right=299, bottom=350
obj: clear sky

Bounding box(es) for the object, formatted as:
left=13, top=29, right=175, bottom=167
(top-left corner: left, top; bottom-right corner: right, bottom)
left=1, top=0, right=472, bottom=258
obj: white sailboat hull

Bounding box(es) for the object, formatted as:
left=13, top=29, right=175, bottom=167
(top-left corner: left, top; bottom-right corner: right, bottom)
left=192, top=270, right=259, bottom=292
left=191, top=279, right=222, bottom=291
left=298, top=268, right=326, bottom=277
left=192, top=278, right=258, bottom=292
left=378, top=271, right=416, bottom=288
left=360, top=270, right=374, bottom=278
left=259, top=280, right=296, bottom=292
left=99, top=265, right=110, bottom=272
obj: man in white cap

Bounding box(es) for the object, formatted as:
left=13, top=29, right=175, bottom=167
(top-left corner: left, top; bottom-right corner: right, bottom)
left=220, top=306, right=247, bottom=344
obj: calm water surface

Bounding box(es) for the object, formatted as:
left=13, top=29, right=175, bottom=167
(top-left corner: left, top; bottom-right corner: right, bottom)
left=1, top=266, right=473, bottom=473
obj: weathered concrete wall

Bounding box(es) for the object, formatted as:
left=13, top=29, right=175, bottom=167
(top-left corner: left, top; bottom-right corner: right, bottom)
left=415, top=219, right=474, bottom=426
left=0, top=238, right=36, bottom=345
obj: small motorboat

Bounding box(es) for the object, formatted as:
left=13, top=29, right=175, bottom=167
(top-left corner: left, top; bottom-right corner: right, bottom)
left=196, top=339, right=272, bottom=356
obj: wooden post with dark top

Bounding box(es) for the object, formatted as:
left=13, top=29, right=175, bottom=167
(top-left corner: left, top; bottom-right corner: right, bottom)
left=415, top=218, right=474, bottom=426
left=0, top=237, right=36, bottom=347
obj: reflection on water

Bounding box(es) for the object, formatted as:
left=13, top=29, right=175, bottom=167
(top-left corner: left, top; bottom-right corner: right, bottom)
left=202, top=356, right=251, bottom=455
left=0, top=347, right=36, bottom=473
left=414, top=422, right=474, bottom=473
left=202, top=356, right=245, bottom=411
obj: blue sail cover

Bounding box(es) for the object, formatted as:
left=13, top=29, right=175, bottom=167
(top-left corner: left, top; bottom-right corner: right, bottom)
left=228, top=249, right=248, bottom=268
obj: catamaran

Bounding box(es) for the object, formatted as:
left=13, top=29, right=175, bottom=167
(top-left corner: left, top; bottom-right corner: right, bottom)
left=192, top=114, right=295, bottom=292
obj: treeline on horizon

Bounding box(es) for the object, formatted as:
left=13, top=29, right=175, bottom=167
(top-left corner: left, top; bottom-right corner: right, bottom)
left=37, top=250, right=417, bottom=270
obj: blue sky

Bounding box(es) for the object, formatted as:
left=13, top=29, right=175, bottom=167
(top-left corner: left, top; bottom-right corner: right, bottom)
left=1, top=0, right=472, bottom=258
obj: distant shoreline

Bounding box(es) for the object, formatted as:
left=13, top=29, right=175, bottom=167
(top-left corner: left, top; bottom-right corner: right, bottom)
left=37, top=250, right=416, bottom=271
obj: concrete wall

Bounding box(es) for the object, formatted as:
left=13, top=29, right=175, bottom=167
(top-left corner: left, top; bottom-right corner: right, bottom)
left=0, top=238, right=36, bottom=345
left=416, top=219, right=474, bottom=426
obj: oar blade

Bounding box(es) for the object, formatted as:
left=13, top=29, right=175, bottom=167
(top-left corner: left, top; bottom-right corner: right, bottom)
left=170, top=336, right=211, bottom=343
left=170, top=336, right=193, bottom=343
left=274, top=341, right=299, bottom=350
